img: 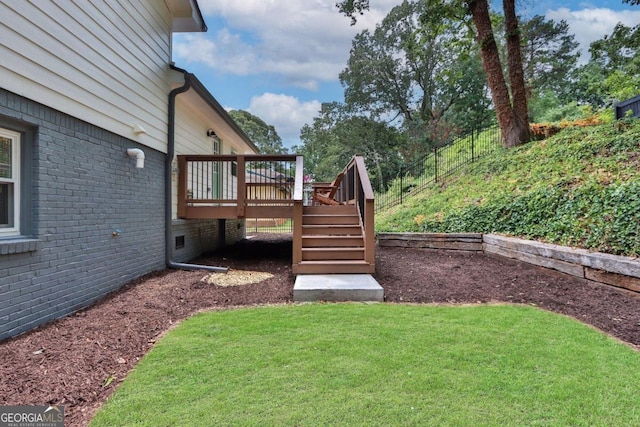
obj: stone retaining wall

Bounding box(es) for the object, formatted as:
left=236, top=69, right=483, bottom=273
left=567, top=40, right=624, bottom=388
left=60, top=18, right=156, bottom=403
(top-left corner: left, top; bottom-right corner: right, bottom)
left=378, top=233, right=640, bottom=295
left=377, top=233, right=483, bottom=251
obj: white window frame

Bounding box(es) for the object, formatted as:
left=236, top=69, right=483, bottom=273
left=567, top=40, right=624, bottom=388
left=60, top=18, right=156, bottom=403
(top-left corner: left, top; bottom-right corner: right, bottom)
left=0, top=127, right=20, bottom=237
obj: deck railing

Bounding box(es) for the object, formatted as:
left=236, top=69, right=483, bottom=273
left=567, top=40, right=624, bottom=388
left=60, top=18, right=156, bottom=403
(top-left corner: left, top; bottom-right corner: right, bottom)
left=177, top=154, right=302, bottom=219
left=344, top=155, right=375, bottom=268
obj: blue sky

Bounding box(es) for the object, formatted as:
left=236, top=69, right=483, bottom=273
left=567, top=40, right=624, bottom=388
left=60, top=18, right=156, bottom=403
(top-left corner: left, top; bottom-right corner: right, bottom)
left=172, top=0, right=640, bottom=149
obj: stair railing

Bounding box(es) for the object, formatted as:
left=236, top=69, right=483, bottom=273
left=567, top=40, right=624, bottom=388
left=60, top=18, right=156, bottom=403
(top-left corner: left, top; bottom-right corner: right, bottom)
left=337, top=155, right=376, bottom=269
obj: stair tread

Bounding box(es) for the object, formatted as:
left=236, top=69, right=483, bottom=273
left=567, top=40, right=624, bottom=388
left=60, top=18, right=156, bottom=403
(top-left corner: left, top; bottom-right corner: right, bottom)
left=303, top=227, right=361, bottom=232
left=302, top=212, right=358, bottom=218
left=302, top=236, right=363, bottom=239
left=298, top=260, right=369, bottom=264
left=302, top=236, right=363, bottom=238
left=301, top=245, right=366, bottom=261
left=302, top=222, right=359, bottom=225
left=303, top=217, right=359, bottom=222
left=304, top=205, right=356, bottom=210
left=302, top=247, right=364, bottom=251
left=302, top=229, right=362, bottom=237
left=302, top=232, right=362, bottom=235
left=303, top=224, right=360, bottom=227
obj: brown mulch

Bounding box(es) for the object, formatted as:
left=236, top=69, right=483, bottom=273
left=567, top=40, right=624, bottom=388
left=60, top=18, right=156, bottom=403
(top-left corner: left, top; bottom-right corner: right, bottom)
left=1, top=234, right=640, bottom=427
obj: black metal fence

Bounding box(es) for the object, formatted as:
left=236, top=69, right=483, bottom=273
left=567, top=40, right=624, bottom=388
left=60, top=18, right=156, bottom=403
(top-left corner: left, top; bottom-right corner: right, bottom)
left=375, top=126, right=502, bottom=213
left=245, top=218, right=293, bottom=234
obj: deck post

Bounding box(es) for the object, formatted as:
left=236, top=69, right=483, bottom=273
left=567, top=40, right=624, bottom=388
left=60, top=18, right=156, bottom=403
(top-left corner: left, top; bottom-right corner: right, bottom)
left=177, top=155, right=187, bottom=218
left=364, top=198, right=375, bottom=268
left=292, top=156, right=304, bottom=270
left=236, top=155, right=246, bottom=218
left=355, top=156, right=376, bottom=272
left=292, top=201, right=303, bottom=268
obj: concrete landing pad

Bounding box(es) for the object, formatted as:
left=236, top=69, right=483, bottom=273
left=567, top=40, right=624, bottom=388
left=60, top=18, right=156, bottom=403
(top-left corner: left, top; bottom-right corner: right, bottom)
left=293, top=274, right=384, bottom=302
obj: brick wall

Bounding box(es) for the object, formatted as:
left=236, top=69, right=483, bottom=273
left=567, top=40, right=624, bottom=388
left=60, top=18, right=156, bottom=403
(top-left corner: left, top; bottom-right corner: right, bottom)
left=171, top=219, right=220, bottom=262
left=0, top=91, right=164, bottom=340
left=0, top=89, right=167, bottom=341
left=0, top=89, right=252, bottom=341
left=225, top=219, right=246, bottom=245
left=171, top=218, right=245, bottom=262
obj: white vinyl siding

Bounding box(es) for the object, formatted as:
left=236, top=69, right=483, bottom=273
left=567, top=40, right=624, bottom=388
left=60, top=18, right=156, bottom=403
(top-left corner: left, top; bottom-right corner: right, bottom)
left=0, top=1, right=173, bottom=152
left=173, top=97, right=216, bottom=218
left=174, top=91, right=258, bottom=156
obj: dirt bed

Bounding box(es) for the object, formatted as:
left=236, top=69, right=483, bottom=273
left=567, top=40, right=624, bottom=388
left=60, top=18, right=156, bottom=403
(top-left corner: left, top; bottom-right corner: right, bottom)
left=1, top=234, right=639, bottom=427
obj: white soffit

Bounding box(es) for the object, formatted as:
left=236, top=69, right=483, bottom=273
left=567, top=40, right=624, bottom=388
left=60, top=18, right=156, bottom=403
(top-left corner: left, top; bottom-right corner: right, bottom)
left=166, top=0, right=206, bottom=32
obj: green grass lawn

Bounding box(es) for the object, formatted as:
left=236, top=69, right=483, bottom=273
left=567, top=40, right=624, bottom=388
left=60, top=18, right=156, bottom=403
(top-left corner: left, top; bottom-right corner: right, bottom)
left=90, top=304, right=640, bottom=426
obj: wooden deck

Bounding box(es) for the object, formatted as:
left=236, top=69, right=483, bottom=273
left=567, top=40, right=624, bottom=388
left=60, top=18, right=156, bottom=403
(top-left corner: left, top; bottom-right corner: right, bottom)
left=177, top=154, right=302, bottom=219
left=177, top=154, right=375, bottom=274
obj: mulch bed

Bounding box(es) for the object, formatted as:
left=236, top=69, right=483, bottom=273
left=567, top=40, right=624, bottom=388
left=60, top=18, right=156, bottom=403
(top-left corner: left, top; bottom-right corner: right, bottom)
left=1, top=234, right=639, bottom=427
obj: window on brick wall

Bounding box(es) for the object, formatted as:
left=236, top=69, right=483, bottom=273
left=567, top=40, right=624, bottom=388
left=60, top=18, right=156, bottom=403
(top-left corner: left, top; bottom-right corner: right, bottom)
left=0, top=128, right=20, bottom=236
left=0, top=119, right=33, bottom=242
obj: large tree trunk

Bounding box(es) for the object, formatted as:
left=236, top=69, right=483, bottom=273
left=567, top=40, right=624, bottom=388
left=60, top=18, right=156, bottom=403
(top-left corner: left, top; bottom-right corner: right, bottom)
left=503, top=0, right=531, bottom=144
left=467, top=0, right=529, bottom=147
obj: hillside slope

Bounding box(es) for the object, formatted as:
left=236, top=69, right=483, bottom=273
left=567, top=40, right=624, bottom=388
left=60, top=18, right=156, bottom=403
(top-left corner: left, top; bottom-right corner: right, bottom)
left=376, top=120, right=640, bottom=257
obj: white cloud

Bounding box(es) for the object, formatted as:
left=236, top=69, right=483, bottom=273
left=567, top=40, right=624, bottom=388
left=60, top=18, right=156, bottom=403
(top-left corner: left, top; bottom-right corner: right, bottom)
left=174, top=31, right=256, bottom=74
left=176, top=2, right=640, bottom=90
left=175, top=0, right=397, bottom=89
left=247, top=93, right=322, bottom=148
left=546, top=7, right=640, bottom=61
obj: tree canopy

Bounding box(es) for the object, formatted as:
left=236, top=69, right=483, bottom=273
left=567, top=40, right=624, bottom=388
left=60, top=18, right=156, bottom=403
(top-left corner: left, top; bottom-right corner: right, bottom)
left=309, top=0, right=640, bottom=190
left=294, top=102, right=407, bottom=192
left=521, top=15, right=580, bottom=100
left=338, top=0, right=531, bottom=147
left=569, top=22, right=640, bottom=108
left=227, top=110, right=288, bottom=154
left=340, top=0, right=491, bottom=149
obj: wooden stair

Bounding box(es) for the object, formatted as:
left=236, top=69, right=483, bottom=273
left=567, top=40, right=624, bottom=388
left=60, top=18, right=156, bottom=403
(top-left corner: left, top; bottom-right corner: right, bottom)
left=293, top=204, right=375, bottom=274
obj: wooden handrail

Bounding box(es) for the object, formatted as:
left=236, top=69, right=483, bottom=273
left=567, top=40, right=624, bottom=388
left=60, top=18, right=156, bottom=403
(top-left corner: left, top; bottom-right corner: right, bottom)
left=350, top=156, right=375, bottom=268
left=178, top=154, right=298, bottom=162
left=353, top=155, right=374, bottom=200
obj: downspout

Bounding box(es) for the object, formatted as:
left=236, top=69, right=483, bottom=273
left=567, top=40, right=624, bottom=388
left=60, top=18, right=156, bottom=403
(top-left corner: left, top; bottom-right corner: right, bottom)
left=167, top=67, right=228, bottom=272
